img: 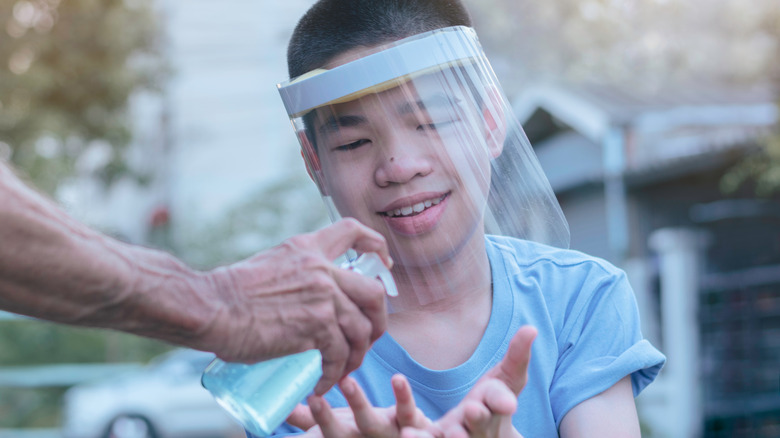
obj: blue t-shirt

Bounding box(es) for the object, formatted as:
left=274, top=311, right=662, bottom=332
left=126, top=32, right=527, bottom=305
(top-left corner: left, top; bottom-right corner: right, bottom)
left=267, top=236, right=665, bottom=437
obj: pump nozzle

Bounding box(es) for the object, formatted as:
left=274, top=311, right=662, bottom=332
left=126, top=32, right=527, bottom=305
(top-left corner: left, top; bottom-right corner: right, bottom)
left=342, top=252, right=398, bottom=297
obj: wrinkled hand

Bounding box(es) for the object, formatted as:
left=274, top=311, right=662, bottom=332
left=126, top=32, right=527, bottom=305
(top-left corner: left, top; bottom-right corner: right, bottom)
left=287, top=374, right=432, bottom=437
left=199, top=218, right=392, bottom=394
left=405, top=326, right=537, bottom=438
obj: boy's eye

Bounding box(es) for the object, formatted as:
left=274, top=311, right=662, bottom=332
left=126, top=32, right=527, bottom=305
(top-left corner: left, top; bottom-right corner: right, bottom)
left=335, top=139, right=370, bottom=151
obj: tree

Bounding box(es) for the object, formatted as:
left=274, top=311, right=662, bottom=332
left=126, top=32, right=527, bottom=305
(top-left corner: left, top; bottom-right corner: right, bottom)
left=178, top=161, right=329, bottom=269
left=0, top=0, right=166, bottom=194
left=0, top=1, right=168, bottom=428
left=467, top=0, right=780, bottom=195
left=468, top=0, right=778, bottom=92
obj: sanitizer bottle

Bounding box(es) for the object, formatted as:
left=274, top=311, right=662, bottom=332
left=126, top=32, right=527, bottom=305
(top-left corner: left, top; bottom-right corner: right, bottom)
left=201, top=252, right=397, bottom=437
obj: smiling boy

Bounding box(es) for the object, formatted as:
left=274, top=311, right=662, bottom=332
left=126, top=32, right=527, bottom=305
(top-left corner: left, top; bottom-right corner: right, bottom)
left=265, top=1, right=665, bottom=437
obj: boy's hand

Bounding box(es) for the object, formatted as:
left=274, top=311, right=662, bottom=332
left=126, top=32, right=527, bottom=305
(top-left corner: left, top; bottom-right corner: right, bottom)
left=405, top=326, right=536, bottom=438
left=287, top=374, right=432, bottom=437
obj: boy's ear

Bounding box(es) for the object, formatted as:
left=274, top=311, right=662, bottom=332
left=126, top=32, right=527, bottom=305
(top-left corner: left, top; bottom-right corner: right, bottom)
left=482, top=85, right=507, bottom=159
left=298, top=131, right=327, bottom=194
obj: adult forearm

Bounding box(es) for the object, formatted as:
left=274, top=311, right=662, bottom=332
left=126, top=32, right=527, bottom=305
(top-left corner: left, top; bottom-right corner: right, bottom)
left=1, top=163, right=392, bottom=387
left=0, top=163, right=216, bottom=344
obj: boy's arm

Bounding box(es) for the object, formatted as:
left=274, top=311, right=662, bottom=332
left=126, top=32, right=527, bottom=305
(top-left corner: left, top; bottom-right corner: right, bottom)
left=558, top=376, right=641, bottom=438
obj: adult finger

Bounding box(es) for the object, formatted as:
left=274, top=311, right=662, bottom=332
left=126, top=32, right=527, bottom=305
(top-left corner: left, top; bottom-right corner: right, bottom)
left=332, top=267, right=388, bottom=348
left=484, top=325, right=536, bottom=395
left=314, top=272, right=382, bottom=394
left=312, top=218, right=392, bottom=267
left=314, top=314, right=352, bottom=395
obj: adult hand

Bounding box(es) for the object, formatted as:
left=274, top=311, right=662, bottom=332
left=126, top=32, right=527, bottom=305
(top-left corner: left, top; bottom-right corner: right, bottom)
left=287, top=374, right=432, bottom=437
left=199, top=218, right=392, bottom=394
left=408, top=326, right=537, bottom=438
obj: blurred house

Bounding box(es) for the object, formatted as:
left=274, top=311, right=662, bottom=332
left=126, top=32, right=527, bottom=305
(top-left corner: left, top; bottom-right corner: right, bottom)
left=59, top=0, right=315, bottom=251
left=515, top=82, right=780, bottom=438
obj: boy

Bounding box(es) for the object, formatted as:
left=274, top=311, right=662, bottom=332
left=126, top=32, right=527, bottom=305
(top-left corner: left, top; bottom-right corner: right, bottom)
left=267, top=0, right=665, bottom=436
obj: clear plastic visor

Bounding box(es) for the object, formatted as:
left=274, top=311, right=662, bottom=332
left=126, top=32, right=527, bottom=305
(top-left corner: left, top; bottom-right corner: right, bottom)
left=278, top=26, right=569, bottom=309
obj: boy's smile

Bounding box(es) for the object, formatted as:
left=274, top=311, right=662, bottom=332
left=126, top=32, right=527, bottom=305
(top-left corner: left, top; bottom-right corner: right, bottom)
left=378, top=191, right=450, bottom=235
left=306, top=57, right=499, bottom=266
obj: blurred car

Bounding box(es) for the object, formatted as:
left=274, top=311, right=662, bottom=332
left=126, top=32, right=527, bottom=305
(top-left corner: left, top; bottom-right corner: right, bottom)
left=61, top=349, right=245, bottom=438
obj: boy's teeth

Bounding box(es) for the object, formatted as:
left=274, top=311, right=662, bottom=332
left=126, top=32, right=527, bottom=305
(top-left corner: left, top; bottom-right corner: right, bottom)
left=386, top=195, right=445, bottom=217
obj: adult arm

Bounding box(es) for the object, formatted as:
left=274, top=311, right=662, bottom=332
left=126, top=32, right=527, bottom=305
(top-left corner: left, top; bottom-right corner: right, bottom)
left=0, top=162, right=391, bottom=393
left=558, top=376, right=640, bottom=438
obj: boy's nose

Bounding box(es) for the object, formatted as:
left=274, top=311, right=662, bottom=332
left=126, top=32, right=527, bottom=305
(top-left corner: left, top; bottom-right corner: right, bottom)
left=374, top=136, right=433, bottom=187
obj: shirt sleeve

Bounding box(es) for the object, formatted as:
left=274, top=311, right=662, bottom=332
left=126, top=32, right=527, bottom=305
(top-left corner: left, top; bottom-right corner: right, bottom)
left=549, top=267, right=666, bottom=427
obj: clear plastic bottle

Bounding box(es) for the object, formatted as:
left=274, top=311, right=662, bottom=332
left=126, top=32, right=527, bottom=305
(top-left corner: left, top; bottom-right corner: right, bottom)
left=201, top=252, right=396, bottom=437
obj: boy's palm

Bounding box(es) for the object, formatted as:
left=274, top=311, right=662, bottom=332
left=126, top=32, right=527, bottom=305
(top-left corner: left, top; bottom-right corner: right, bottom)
left=288, top=374, right=431, bottom=438
left=287, top=326, right=537, bottom=438
left=404, top=325, right=537, bottom=438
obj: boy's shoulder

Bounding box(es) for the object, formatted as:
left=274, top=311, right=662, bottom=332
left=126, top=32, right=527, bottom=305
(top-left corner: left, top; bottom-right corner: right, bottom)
left=485, top=235, right=624, bottom=279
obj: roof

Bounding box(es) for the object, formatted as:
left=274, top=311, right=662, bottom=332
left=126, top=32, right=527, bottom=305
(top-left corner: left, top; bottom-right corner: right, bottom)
left=513, top=81, right=779, bottom=188
left=514, top=81, right=777, bottom=142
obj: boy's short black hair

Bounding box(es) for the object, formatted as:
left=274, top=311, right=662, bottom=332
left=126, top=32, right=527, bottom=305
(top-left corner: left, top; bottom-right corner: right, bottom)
left=288, top=0, right=472, bottom=79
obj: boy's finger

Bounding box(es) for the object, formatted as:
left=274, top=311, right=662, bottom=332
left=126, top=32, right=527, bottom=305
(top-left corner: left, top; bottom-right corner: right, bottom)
left=287, top=403, right=316, bottom=431
left=442, top=423, right=470, bottom=438
left=485, top=325, right=536, bottom=395
left=308, top=395, right=344, bottom=438
left=392, top=374, right=421, bottom=428
left=340, top=376, right=386, bottom=434
left=477, top=380, right=517, bottom=417
left=461, top=400, right=491, bottom=433
left=401, top=427, right=438, bottom=438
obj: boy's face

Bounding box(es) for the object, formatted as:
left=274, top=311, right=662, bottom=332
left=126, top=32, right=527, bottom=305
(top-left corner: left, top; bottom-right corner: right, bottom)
left=310, top=71, right=501, bottom=266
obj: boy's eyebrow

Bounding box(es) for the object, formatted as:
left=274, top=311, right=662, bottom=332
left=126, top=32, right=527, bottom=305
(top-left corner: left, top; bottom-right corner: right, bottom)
left=397, top=94, right=457, bottom=115
left=317, top=114, right=367, bottom=135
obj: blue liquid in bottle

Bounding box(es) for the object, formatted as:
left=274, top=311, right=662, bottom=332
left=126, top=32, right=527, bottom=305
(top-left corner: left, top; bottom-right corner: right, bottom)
left=201, top=349, right=322, bottom=437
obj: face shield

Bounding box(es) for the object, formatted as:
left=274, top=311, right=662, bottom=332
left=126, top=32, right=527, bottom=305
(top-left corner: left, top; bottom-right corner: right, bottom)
left=278, top=26, right=569, bottom=309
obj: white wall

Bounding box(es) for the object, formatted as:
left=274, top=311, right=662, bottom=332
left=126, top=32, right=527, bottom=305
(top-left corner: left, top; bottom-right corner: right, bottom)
left=160, top=0, right=318, bottom=226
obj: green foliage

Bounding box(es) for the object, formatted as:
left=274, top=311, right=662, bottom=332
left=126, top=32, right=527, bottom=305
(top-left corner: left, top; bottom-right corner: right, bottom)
left=0, top=320, right=173, bottom=428
left=178, top=165, right=329, bottom=269
left=0, top=0, right=166, bottom=194
left=0, top=2, right=169, bottom=428
left=468, top=0, right=779, bottom=92
left=0, top=387, right=65, bottom=428
left=0, top=319, right=171, bottom=365
left=468, top=0, right=780, bottom=196
left=721, top=122, right=780, bottom=196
